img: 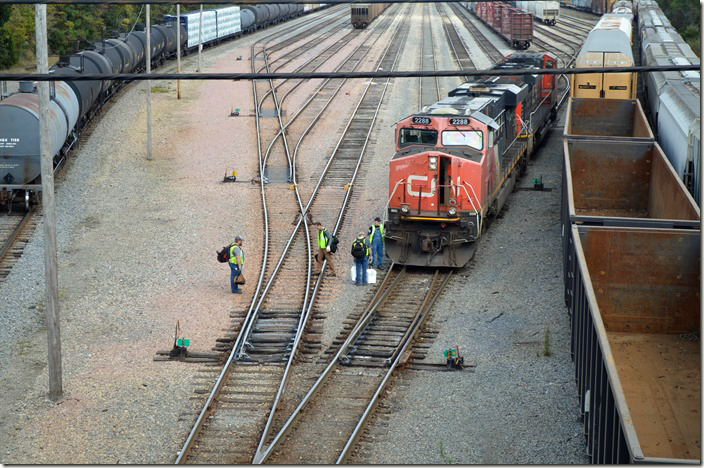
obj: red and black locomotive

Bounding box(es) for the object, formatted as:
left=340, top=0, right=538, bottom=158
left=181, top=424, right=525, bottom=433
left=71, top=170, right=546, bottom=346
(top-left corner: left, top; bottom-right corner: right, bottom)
left=385, top=52, right=558, bottom=267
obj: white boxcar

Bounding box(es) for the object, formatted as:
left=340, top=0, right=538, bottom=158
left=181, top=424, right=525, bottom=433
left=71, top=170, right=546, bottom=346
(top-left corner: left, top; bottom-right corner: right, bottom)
left=182, top=10, right=217, bottom=48
left=514, top=0, right=560, bottom=24
left=215, top=6, right=241, bottom=39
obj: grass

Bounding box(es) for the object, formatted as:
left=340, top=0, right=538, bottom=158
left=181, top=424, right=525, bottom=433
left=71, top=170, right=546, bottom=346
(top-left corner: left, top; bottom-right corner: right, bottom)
left=151, top=86, right=171, bottom=93
left=543, top=325, right=552, bottom=357
left=439, top=441, right=453, bottom=464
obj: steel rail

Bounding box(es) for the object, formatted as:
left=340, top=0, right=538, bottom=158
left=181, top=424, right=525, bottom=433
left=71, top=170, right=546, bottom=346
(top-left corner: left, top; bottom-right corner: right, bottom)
left=418, top=3, right=440, bottom=109
left=253, top=5, right=413, bottom=462
left=447, top=2, right=505, bottom=64
left=0, top=210, right=34, bottom=264
left=253, top=265, right=406, bottom=464
left=534, top=24, right=583, bottom=51
left=437, top=2, right=476, bottom=82
left=252, top=6, right=409, bottom=460
left=337, top=270, right=454, bottom=464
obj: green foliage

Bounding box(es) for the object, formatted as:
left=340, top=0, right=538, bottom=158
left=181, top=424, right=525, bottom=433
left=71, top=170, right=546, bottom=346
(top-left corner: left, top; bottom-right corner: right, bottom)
left=656, top=0, right=700, bottom=55
left=0, top=5, right=20, bottom=68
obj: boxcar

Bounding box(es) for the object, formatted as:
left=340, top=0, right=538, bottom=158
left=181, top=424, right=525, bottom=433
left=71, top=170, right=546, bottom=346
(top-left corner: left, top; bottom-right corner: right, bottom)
left=351, top=3, right=388, bottom=29
left=471, top=1, right=533, bottom=49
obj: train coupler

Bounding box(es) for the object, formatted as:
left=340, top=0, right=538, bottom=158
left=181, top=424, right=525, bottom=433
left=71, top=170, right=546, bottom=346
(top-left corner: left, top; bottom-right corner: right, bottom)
left=443, top=345, right=464, bottom=370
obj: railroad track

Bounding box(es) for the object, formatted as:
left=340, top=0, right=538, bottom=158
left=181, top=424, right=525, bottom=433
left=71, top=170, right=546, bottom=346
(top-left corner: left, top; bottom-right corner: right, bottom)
left=175, top=4, right=414, bottom=463
left=534, top=23, right=585, bottom=52
left=419, top=3, right=440, bottom=109
left=436, top=3, right=476, bottom=81
left=447, top=2, right=505, bottom=65
left=0, top=210, right=36, bottom=283
left=254, top=266, right=453, bottom=464
left=561, top=14, right=599, bottom=29
left=554, top=19, right=592, bottom=35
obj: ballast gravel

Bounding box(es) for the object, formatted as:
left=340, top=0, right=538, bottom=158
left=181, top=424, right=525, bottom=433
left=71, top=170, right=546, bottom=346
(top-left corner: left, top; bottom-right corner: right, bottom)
left=0, top=4, right=589, bottom=464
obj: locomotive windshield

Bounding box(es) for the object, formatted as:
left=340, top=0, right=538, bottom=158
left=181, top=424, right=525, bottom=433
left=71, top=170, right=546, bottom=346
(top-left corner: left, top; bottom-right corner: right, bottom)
left=399, top=128, right=438, bottom=147
left=442, top=130, right=483, bottom=150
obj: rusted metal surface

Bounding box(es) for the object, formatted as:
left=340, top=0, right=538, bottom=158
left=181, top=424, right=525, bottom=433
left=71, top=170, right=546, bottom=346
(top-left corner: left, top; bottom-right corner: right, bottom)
left=563, top=139, right=700, bottom=225
left=564, top=98, right=654, bottom=141
left=565, top=225, right=700, bottom=463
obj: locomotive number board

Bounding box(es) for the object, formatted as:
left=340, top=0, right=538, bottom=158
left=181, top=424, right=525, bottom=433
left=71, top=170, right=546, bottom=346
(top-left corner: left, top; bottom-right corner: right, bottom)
left=449, top=118, right=469, bottom=125
left=412, top=117, right=432, bottom=125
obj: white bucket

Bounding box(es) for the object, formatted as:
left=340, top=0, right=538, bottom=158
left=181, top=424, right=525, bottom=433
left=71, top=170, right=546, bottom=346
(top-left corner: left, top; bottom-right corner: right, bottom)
left=349, top=265, right=377, bottom=284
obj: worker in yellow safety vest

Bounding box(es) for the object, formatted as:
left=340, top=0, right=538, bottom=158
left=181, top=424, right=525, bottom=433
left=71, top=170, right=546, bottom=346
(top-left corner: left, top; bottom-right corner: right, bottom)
left=367, top=217, right=385, bottom=269
left=313, top=222, right=337, bottom=277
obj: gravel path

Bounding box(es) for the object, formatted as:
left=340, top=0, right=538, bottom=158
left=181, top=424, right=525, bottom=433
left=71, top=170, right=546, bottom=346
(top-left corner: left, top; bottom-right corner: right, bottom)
left=0, top=4, right=589, bottom=464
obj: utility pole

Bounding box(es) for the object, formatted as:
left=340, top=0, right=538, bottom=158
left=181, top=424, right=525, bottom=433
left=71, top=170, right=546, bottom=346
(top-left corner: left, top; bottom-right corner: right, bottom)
left=146, top=3, right=153, bottom=160
left=176, top=4, right=181, bottom=99
left=198, top=4, right=203, bottom=72
left=35, top=3, right=63, bottom=401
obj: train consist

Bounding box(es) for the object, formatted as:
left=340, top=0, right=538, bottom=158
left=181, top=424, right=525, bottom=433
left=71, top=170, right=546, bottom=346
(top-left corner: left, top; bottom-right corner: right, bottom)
left=0, top=4, right=326, bottom=208
left=465, top=1, right=533, bottom=49
left=560, top=0, right=613, bottom=15
left=384, top=52, right=558, bottom=267
left=510, top=1, right=561, bottom=25
left=571, top=11, right=636, bottom=99
left=637, top=0, right=700, bottom=203
left=350, top=3, right=389, bottom=29
left=561, top=97, right=700, bottom=463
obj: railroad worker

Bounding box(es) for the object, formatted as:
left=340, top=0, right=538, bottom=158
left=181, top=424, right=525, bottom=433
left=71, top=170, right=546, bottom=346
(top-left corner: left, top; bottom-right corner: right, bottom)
left=229, top=236, right=244, bottom=294
left=313, top=222, right=337, bottom=277
left=351, top=232, right=371, bottom=285
left=367, top=217, right=385, bottom=269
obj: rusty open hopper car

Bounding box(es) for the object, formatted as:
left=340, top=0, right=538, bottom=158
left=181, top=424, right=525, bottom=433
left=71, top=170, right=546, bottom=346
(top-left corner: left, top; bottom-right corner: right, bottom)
left=564, top=98, right=653, bottom=141
left=565, top=225, right=700, bottom=463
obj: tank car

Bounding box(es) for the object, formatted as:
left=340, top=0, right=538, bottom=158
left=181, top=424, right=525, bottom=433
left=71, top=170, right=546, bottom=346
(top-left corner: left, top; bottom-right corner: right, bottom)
left=0, top=4, right=316, bottom=208
left=384, top=52, right=558, bottom=267
left=571, top=13, right=636, bottom=99
left=351, top=3, right=388, bottom=29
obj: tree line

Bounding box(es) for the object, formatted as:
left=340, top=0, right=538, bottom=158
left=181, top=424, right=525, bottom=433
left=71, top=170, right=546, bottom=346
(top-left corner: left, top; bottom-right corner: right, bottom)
left=0, top=2, right=699, bottom=70
left=0, top=4, right=212, bottom=70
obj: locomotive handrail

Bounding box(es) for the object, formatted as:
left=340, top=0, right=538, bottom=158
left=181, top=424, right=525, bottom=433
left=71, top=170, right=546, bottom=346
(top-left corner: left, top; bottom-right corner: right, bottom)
left=384, top=178, right=406, bottom=222
left=460, top=182, right=482, bottom=234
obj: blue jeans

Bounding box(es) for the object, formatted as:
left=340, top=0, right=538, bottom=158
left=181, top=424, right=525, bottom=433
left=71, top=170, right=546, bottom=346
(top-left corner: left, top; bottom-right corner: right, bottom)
left=229, top=263, right=241, bottom=293
left=355, top=258, right=368, bottom=284
left=371, top=238, right=383, bottom=268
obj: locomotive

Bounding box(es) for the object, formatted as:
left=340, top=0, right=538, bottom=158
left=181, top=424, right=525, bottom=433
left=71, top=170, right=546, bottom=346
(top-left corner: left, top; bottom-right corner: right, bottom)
left=385, top=52, right=558, bottom=267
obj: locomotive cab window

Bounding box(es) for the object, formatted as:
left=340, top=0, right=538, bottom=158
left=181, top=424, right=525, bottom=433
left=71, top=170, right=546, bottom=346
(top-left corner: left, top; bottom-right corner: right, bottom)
left=441, top=130, right=483, bottom=150
left=399, top=128, right=438, bottom=147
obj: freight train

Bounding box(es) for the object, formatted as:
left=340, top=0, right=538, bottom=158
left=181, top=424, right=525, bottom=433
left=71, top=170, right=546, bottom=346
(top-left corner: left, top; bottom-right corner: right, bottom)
left=0, top=4, right=327, bottom=209
left=350, top=3, right=389, bottom=29
left=384, top=52, right=558, bottom=267
left=560, top=0, right=614, bottom=15
left=571, top=11, right=637, bottom=99
left=511, top=1, right=561, bottom=25
left=637, top=0, right=700, bottom=204
left=561, top=96, right=700, bottom=464
left=465, top=1, right=533, bottom=49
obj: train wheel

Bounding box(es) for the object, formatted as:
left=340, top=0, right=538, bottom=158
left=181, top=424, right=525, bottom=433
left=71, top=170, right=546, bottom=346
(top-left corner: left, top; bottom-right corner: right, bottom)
left=362, top=22, right=368, bottom=28
left=24, top=190, right=31, bottom=212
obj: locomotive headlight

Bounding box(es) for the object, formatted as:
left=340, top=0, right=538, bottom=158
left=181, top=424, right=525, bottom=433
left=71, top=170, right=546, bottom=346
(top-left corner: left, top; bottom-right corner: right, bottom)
left=401, top=204, right=410, bottom=214
left=428, top=156, right=438, bottom=170
left=448, top=207, right=457, bottom=216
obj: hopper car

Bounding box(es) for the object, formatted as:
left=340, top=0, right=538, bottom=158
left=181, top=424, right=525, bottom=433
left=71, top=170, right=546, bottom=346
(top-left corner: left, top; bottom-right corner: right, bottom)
left=466, top=1, right=533, bottom=49
left=351, top=3, right=389, bottom=29
left=637, top=0, right=700, bottom=204
left=571, top=13, right=637, bottom=99
left=510, top=1, right=560, bottom=25
left=384, top=52, right=558, bottom=267
left=561, top=97, right=700, bottom=464
left=0, top=4, right=327, bottom=208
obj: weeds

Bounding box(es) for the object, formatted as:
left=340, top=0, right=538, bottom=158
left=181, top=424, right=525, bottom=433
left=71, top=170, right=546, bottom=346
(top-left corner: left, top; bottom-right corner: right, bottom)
left=543, top=325, right=552, bottom=357
left=439, top=441, right=453, bottom=464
